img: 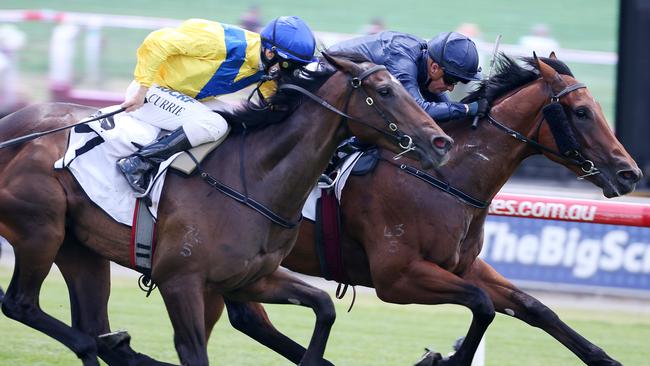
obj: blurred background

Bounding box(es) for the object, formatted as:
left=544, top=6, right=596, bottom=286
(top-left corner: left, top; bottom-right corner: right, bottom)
left=2, top=0, right=647, bottom=188
left=1, top=1, right=649, bottom=365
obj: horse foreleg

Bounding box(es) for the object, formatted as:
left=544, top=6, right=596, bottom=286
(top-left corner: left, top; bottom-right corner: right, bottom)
left=56, top=240, right=177, bottom=366
left=369, top=259, right=495, bottom=366
left=464, top=258, right=621, bottom=366
left=222, top=299, right=335, bottom=366
left=203, top=285, right=225, bottom=340
left=158, top=274, right=209, bottom=366
left=227, top=269, right=336, bottom=366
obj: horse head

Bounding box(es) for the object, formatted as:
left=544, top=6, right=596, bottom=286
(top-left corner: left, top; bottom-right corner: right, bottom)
left=532, top=52, right=641, bottom=197
left=321, top=52, right=453, bottom=169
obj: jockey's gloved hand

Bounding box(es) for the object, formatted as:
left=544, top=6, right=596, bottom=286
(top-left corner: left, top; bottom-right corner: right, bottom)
left=466, top=98, right=490, bottom=118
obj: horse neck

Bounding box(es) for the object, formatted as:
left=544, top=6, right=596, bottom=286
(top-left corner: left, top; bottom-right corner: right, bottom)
left=234, top=76, right=349, bottom=215
left=441, top=80, right=548, bottom=201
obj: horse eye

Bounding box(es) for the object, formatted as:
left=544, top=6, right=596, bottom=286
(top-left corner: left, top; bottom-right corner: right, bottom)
left=377, top=87, right=392, bottom=97
left=574, top=108, right=589, bottom=120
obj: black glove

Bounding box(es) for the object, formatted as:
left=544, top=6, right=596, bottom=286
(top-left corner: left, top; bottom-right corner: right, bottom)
left=467, top=98, right=491, bottom=118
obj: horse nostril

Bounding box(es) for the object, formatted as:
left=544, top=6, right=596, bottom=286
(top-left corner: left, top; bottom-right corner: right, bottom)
left=432, top=136, right=453, bottom=152
left=617, top=169, right=641, bottom=184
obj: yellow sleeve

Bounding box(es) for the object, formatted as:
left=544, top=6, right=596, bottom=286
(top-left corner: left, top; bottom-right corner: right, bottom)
left=258, top=80, right=278, bottom=100
left=134, top=20, right=221, bottom=87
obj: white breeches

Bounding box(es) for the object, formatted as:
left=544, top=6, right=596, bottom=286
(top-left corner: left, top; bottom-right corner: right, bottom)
left=125, top=81, right=229, bottom=147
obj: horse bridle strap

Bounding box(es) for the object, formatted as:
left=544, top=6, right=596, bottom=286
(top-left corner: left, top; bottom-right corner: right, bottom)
left=552, top=82, right=586, bottom=101
left=485, top=82, right=598, bottom=177
left=185, top=152, right=301, bottom=229
left=377, top=155, right=489, bottom=209
left=278, top=64, right=415, bottom=153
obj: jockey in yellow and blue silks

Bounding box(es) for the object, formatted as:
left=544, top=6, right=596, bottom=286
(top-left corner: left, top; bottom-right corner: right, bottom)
left=117, top=16, right=316, bottom=194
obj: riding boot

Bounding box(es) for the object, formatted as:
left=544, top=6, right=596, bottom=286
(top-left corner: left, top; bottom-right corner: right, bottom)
left=117, top=127, right=192, bottom=194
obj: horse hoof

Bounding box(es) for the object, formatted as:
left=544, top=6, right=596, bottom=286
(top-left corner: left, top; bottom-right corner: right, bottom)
left=413, top=348, right=443, bottom=366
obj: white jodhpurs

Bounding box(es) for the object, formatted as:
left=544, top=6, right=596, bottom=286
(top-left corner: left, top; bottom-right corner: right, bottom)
left=125, top=81, right=229, bottom=147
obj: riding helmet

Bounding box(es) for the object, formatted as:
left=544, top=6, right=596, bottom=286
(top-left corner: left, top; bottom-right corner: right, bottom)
left=427, top=31, right=482, bottom=82
left=260, top=16, right=316, bottom=64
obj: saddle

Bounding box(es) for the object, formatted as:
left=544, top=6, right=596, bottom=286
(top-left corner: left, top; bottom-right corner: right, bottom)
left=329, top=137, right=379, bottom=177
left=169, top=139, right=222, bottom=175
left=168, top=99, right=237, bottom=174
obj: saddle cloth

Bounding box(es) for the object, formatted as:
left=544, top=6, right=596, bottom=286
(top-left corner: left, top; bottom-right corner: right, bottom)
left=302, top=151, right=363, bottom=221
left=54, top=106, right=224, bottom=226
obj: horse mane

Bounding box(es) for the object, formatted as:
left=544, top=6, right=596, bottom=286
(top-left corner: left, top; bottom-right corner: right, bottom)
left=220, top=51, right=370, bottom=133
left=462, top=54, right=574, bottom=104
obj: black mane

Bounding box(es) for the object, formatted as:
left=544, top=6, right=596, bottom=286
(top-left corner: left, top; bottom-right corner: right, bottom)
left=219, top=51, right=370, bottom=132
left=462, top=54, right=574, bottom=104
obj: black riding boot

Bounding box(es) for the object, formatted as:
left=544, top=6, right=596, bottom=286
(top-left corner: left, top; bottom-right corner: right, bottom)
left=117, top=127, right=192, bottom=194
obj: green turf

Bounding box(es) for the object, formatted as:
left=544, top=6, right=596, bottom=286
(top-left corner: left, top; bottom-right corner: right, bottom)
left=0, top=266, right=648, bottom=365
left=6, top=0, right=619, bottom=121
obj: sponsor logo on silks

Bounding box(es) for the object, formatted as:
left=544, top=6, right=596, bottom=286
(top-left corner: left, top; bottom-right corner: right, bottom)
left=148, top=93, right=186, bottom=117
left=156, top=86, right=196, bottom=104
left=489, top=198, right=597, bottom=222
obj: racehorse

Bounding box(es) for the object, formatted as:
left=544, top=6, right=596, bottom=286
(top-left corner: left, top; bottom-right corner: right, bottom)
left=0, top=52, right=452, bottom=366
left=217, top=54, right=640, bottom=366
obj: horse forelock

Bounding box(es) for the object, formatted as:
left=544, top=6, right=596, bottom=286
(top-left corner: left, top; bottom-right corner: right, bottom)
left=462, top=54, right=575, bottom=104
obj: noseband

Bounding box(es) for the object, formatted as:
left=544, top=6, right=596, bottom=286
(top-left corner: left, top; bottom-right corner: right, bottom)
left=278, top=65, right=416, bottom=155
left=485, top=81, right=600, bottom=180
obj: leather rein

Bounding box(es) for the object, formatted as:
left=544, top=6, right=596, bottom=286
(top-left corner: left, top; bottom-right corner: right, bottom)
left=278, top=64, right=417, bottom=154
left=485, top=82, right=600, bottom=179
left=373, top=81, right=597, bottom=210
left=193, top=64, right=418, bottom=229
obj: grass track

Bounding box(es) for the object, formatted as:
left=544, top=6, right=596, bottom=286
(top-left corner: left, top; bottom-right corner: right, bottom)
left=1, top=266, right=648, bottom=365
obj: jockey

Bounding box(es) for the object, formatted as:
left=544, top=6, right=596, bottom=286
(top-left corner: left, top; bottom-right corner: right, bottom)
left=328, top=31, right=488, bottom=122
left=117, top=16, right=316, bottom=194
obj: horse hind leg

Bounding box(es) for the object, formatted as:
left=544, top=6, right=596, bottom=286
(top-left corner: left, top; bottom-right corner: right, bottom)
left=464, top=259, right=622, bottom=366
left=2, top=235, right=100, bottom=366
left=226, top=269, right=336, bottom=366
left=56, top=239, right=177, bottom=366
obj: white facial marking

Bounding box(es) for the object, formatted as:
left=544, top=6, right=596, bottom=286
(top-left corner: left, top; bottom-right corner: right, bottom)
left=505, top=308, right=516, bottom=316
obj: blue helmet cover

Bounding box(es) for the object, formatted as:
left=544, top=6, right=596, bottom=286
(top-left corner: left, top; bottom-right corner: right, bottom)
left=260, top=16, right=316, bottom=64
left=428, top=31, right=482, bottom=81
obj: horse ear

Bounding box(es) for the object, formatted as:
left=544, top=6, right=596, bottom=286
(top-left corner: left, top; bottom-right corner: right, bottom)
left=322, top=51, right=361, bottom=75
left=534, top=51, right=565, bottom=91
left=549, top=51, right=558, bottom=59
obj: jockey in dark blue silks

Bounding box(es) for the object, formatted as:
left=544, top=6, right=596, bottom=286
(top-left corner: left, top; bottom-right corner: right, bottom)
left=328, top=31, right=488, bottom=122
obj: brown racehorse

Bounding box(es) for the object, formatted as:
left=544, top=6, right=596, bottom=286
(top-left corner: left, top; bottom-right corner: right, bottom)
left=215, top=54, right=641, bottom=366
left=0, top=52, right=452, bottom=366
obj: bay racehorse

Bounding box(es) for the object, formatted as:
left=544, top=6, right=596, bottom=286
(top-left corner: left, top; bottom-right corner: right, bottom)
left=216, top=54, right=640, bottom=366
left=0, top=52, right=452, bottom=366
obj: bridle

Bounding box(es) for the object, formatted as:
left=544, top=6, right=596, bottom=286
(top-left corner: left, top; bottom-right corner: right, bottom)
left=278, top=64, right=417, bottom=156
left=484, top=81, right=601, bottom=180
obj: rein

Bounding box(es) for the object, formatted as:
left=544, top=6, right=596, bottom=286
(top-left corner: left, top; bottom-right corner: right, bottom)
left=485, top=82, right=600, bottom=179
left=187, top=151, right=301, bottom=229
left=185, top=64, right=408, bottom=229
left=378, top=155, right=489, bottom=209
left=278, top=64, right=416, bottom=154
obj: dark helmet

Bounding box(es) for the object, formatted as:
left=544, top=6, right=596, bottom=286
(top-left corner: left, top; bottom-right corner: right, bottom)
left=260, top=16, right=316, bottom=64
left=427, top=31, right=482, bottom=82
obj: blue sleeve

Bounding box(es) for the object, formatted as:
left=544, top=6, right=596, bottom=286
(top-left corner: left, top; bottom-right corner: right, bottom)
left=385, top=53, right=469, bottom=122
